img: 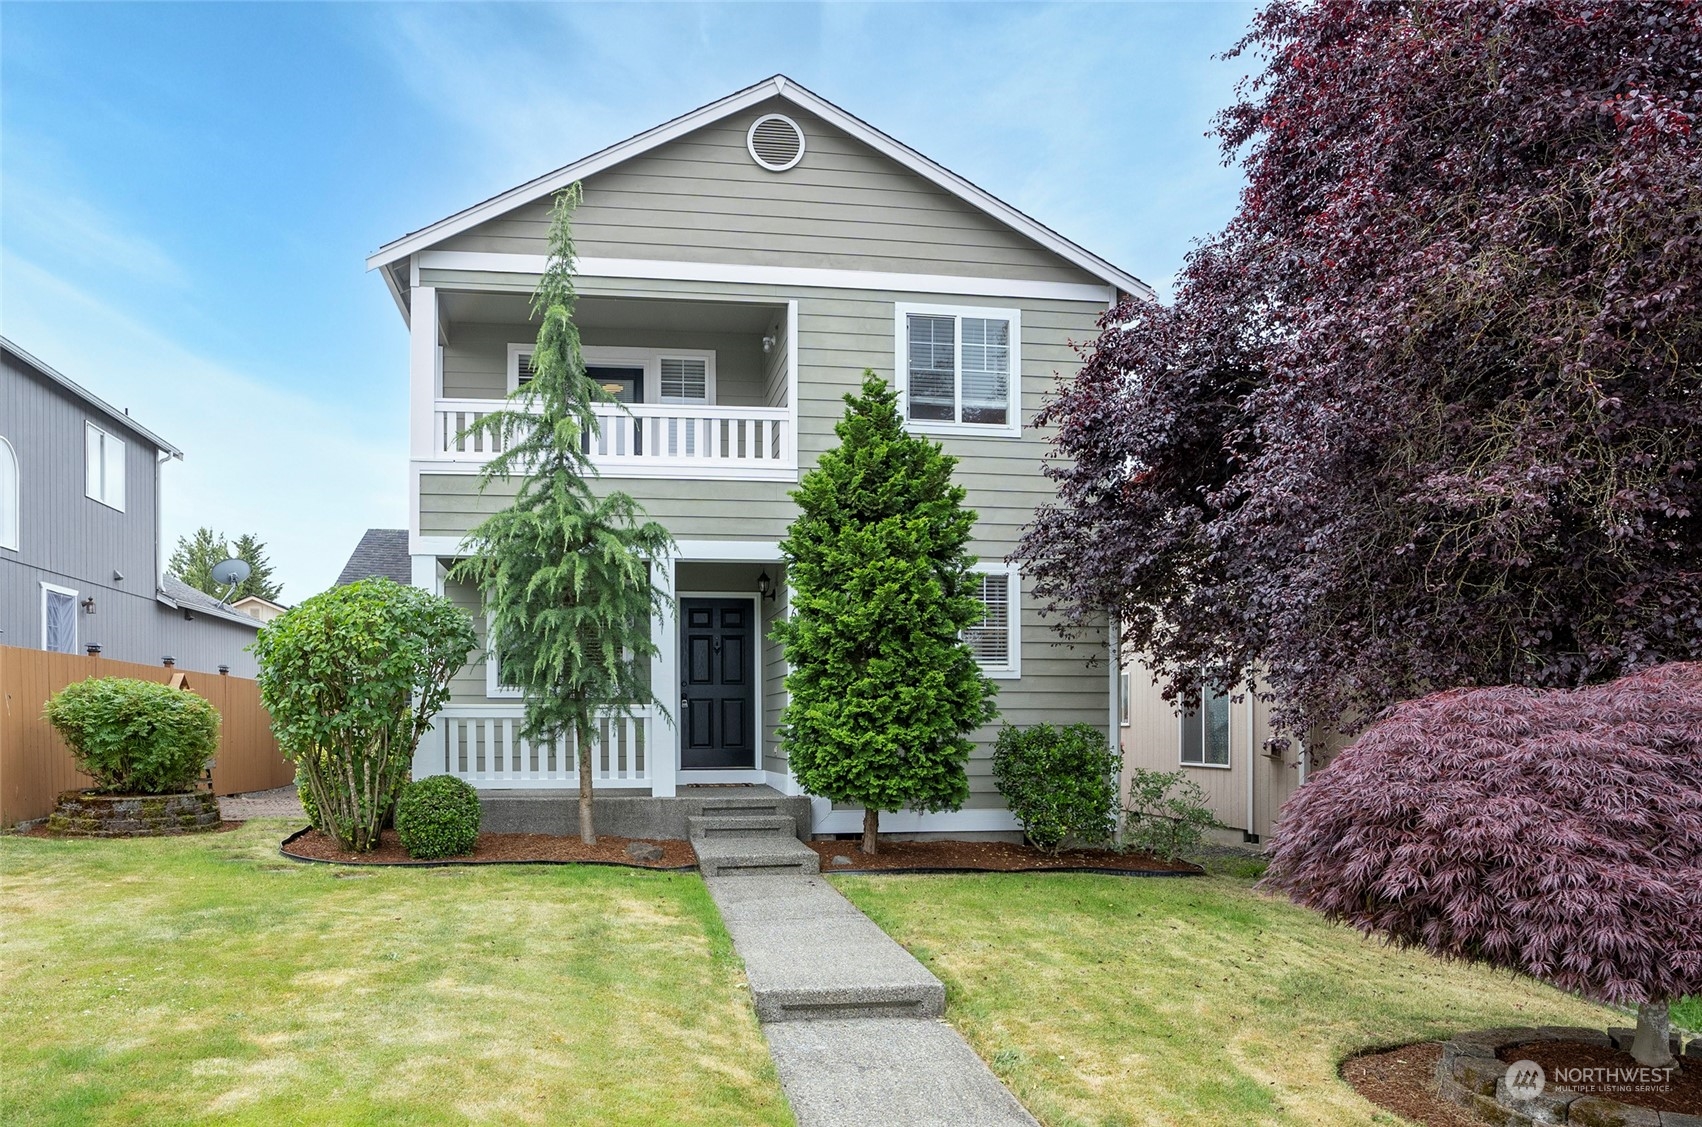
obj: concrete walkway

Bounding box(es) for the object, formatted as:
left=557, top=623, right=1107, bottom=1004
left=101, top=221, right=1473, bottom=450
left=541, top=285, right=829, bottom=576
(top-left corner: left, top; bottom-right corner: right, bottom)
left=218, top=784, right=304, bottom=821
left=697, top=824, right=1038, bottom=1126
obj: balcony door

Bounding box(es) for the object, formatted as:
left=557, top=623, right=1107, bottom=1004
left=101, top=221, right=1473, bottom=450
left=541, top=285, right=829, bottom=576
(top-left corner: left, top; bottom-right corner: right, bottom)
left=586, top=365, right=643, bottom=455
left=679, top=597, right=757, bottom=770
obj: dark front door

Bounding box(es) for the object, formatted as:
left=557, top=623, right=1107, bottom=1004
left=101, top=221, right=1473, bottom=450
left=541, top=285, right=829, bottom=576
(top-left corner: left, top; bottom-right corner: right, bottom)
left=680, top=597, right=756, bottom=770
left=585, top=365, right=644, bottom=454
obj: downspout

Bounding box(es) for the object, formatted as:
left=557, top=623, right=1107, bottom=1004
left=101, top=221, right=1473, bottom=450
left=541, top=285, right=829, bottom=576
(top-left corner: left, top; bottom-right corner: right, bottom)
left=1108, top=613, right=1123, bottom=836
left=1244, top=690, right=1257, bottom=842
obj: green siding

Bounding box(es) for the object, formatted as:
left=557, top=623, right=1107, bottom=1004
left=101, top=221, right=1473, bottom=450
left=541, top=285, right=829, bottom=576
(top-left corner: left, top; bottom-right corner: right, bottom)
left=438, top=98, right=1104, bottom=287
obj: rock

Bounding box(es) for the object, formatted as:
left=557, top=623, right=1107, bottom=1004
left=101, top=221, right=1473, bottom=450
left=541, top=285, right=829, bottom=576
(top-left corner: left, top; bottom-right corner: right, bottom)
left=831, top=854, right=854, bottom=867
left=1570, top=1096, right=1661, bottom=1127
left=1495, top=1072, right=1576, bottom=1125
left=624, top=841, right=664, bottom=863
left=1451, top=1054, right=1510, bottom=1097
left=1608, top=1027, right=1638, bottom=1052
left=1659, top=1111, right=1702, bottom=1127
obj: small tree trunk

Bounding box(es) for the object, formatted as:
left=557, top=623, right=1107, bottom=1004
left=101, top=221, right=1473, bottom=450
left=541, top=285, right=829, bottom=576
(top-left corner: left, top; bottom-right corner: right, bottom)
left=861, top=807, right=878, bottom=855
left=1631, top=1000, right=1676, bottom=1069
left=577, top=726, right=596, bottom=846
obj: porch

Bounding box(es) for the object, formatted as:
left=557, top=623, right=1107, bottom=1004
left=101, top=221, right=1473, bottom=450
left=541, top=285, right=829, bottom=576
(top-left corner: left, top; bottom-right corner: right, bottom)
left=473, top=784, right=814, bottom=842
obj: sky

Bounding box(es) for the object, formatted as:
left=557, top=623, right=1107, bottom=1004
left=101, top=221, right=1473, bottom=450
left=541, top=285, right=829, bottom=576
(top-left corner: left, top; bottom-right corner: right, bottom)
left=0, top=1, right=1257, bottom=597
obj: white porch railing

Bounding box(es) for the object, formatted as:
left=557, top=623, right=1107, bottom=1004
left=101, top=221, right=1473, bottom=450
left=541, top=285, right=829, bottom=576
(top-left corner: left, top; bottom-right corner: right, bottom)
left=432, top=399, right=794, bottom=478
left=424, top=704, right=651, bottom=789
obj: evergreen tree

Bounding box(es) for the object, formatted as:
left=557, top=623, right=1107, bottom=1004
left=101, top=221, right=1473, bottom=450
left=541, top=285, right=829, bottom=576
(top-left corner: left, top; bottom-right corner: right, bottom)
left=773, top=374, right=998, bottom=854
left=450, top=184, right=673, bottom=844
left=168, top=527, right=283, bottom=602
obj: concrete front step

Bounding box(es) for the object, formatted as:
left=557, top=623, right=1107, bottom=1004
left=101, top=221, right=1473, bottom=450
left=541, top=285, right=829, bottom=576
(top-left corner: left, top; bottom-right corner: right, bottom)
left=688, top=814, right=797, bottom=840
left=704, top=874, right=944, bottom=1022
left=692, top=833, right=821, bottom=878
left=763, top=1018, right=1040, bottom=1127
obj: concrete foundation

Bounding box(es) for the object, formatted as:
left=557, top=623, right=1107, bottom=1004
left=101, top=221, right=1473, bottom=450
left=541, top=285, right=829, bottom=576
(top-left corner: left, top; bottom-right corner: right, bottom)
left=477, top=784, right=813, bottom=840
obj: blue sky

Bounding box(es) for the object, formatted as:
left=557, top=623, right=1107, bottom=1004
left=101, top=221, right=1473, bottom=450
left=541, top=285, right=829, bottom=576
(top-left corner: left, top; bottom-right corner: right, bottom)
left=1, top=1, right=1256, bottom=596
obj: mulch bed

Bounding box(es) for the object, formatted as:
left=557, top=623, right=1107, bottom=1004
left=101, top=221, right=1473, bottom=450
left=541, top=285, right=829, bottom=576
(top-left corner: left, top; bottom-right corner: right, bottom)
left=282, top=828, right=698, bottom=869
left=1498, top=1040, right=1701, bottom=1114
left=1341, top=1043, right=1482, bottom=1127
left=805, top=838, right=1201, bottom=874
left=17, top=820, right=244, bottom=838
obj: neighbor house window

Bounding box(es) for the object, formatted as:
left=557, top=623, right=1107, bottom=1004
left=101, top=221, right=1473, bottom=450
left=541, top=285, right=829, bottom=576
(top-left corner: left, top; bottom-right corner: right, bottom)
left=85, top=423, right=125, bottom=511
left=895, top=303, right=1021, bottom=434
left=485, top=614, right=522, bottom=698
left=0, top=436, right=17, bottom=551
left=1180, top=688, right=1231, bottom=767
left=965, top=565, right=1020, bottom=678
left=41, top=582, right=77, bottom=653
left=1119, top=672, right=1131, bottom=726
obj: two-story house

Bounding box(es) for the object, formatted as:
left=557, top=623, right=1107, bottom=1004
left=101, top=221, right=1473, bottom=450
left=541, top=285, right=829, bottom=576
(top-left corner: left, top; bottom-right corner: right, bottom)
left=371, top=76, right=1149, bottom=836
left=0, top=337, right=262, bottom=675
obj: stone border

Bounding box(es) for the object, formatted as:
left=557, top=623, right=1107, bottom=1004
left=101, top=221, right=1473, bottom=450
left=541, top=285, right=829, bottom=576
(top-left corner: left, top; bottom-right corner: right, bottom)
left=1437, top=1025, right=1700, bottom=1126
left=45, top=790, right=222, bottom=837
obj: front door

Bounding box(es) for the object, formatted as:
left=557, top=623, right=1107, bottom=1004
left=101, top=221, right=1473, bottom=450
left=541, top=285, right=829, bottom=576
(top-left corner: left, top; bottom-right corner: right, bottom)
left=679, top=597, right=756, bottom=770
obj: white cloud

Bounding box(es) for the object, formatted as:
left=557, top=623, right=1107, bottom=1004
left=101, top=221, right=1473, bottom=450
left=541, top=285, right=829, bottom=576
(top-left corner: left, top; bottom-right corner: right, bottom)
left=1, top=252, right=406, bottom=599
left=2, top=177, right=189, bottom=289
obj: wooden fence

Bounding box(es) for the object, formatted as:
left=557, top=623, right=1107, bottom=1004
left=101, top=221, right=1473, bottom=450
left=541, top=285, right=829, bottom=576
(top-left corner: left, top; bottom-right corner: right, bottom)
left=0, top=645, right=293, bottom=826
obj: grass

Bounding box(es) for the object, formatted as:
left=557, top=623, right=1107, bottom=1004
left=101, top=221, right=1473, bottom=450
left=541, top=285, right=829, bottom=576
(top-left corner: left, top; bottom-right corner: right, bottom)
left=832, top=862, right=1623, bottom=1127
left=0, top=822, right=792, bottom=1127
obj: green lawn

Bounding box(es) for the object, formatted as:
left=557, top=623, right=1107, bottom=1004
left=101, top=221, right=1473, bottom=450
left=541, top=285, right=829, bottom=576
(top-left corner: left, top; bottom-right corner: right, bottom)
left=833, top=864, right=1623, bottom=1127
left=0, top=823, right=792, bottom=1127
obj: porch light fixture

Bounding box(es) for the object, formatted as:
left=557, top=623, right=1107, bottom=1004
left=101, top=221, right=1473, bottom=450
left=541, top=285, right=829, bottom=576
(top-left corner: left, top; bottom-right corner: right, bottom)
left=762, top=334, right=776, bottom=354
left=757, top=570, right=776, bottom=603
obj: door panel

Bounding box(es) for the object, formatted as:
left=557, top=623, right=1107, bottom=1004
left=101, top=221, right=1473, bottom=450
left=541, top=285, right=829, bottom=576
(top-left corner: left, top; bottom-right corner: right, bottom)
left=679, top=597, right=757, bottom=770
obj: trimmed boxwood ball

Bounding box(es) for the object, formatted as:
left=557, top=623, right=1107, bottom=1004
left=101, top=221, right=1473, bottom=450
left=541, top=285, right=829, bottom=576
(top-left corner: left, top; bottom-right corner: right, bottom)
left=395, top=775, right=481, bottom=859
left=43, top=677, right=220, bottom=794
left=992, top=722, right=1120, bottom=855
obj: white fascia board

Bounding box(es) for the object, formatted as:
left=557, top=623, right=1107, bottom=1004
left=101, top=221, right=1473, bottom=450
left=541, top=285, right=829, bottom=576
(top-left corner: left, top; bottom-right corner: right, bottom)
left=417, top=251, right=1114, bottom=304
left=366, top=75, right=1151, bottom=299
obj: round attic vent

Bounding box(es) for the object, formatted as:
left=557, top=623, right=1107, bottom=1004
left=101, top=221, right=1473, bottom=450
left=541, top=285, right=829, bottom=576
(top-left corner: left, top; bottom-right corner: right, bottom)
left=747, top=114, right=805, bottom=172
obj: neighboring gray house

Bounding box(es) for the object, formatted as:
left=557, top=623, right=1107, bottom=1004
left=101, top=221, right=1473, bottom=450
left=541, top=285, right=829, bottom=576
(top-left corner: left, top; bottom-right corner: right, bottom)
left=372, top=76, right=1148, bottom=834
left=0, top=337, right=261, bottom=675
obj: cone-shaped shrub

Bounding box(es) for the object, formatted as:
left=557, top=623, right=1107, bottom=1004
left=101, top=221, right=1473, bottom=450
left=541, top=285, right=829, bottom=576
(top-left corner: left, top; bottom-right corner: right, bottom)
left=1264, top=662, right=1702, bottom=1068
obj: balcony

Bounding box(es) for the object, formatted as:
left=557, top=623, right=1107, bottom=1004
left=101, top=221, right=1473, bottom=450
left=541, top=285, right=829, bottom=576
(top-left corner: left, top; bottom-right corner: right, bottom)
left=434, top=399, right=794, bottom=478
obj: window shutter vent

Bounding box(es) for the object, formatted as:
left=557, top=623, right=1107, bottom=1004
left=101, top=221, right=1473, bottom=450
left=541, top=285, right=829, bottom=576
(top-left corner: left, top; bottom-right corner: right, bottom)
left=747, top=114, right=806, bottom=172
left=516, top=352, right=535, bottom=385
left=660, top=357, right=709, bottom=400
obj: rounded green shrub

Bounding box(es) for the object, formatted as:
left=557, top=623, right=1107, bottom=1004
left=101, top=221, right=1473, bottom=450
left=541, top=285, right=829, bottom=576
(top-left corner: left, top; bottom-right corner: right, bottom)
left=43, top=677, right=220, bottom=794
left=991, top=722, right=1120, bottom=854
left=395, top=775, right=481, bottom=859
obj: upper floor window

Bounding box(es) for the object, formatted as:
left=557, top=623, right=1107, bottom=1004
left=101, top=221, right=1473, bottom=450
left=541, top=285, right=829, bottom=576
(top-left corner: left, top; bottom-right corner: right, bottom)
left=895, top=303, right=1021, bottom=436
left=965, top=564, right=1020, bottom=678
left=0, top=436, right=17, bottom=551
left=41, top=582, right=77, bottom=653
left=1181, top=688, right=1231, bottom=768
left=85, top=423, right=125, bottom=512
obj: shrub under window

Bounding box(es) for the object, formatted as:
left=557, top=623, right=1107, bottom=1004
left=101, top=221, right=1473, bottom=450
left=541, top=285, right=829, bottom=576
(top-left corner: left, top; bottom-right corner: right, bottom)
left=991, top=722, right=1120, bottom=854
left=43, top=677, right=219, bottom=794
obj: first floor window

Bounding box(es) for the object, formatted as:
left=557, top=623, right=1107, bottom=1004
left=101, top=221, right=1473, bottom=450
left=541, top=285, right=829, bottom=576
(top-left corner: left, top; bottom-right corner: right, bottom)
left=897, top=304, right=1020, bottom=432
left=42, top=583, right=77, bottom=654
left=85, top=422, right=125, bottom=511
left=965, top=567, right=1019, bottom=676
left=1181, top=688, right=1230, bottom=766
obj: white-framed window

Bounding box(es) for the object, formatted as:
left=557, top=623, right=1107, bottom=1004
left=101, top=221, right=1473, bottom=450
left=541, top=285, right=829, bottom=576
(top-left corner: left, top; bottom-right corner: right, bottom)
left=0, top=435, right=17, bottom=551
left=1119, top=672, right=1131, bottom=727
left=894, top=303, right=1021, bottom=436
left=1180, top=688, right=1231, bottom=768
left=965, top=564, right=1020, bottom=678
left=41, top=582, right=78, bottom=654
left=84, top=423, right=125, bottom=511
left=484, top=613, right=522, bottom=698
left=508, top=344, right=716, bottom=403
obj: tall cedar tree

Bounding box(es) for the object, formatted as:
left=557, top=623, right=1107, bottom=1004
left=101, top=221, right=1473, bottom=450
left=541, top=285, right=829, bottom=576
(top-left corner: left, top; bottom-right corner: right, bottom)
left=169, top=527, right=284, bottom=602
left=1016, top=1, right=1702, bottom=739
left=773, top=374, right=998, bottom=854
left=450, top=185, right=673, bottom=844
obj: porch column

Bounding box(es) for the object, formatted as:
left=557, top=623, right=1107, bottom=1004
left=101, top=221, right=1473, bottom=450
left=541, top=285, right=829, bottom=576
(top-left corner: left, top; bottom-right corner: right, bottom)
left=409, top=285, right=438, bottom=459
left=650, top=557, right=678, bottom=797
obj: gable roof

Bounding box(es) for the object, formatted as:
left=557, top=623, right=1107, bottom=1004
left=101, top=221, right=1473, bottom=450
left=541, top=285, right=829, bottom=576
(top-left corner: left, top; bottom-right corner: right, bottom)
left=368, top=75, right=1150, bottom=299
left=336, top=528, right=412, bottom=587
left=158, top=575, right=265, bottom=630
left=1, top=336, right=184, bottom=458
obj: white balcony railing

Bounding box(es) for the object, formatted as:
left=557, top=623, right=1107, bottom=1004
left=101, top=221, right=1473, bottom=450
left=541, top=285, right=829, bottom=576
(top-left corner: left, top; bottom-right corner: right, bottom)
left=423, top=704, right=651, bottom=790
left=432, top=399, right=794, bottom=478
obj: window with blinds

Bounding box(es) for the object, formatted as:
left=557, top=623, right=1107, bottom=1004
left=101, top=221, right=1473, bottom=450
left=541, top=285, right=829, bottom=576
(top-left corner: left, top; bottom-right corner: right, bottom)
left=659, top=356, right=709, bottom=401
left=900, top=306, right=1018, bottom=430
left=965, top=570, right=1016, bottom=672
left=515, top=352, right=535, bottom=386
left=84, top=423, right=125, bottom=512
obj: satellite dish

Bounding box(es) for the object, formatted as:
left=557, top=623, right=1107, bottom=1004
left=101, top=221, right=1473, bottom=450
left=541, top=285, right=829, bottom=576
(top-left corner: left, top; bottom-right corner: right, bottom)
left=209, top=558, right=251, bottom=606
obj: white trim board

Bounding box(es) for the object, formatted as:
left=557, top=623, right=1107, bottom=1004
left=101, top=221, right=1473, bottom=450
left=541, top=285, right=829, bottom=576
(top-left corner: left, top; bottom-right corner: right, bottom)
left=416, top=251, right=1113, bottom=304
left=368, top=75, right=1151, bottom=300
